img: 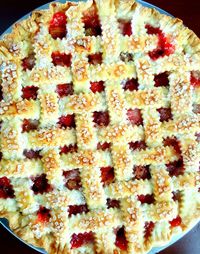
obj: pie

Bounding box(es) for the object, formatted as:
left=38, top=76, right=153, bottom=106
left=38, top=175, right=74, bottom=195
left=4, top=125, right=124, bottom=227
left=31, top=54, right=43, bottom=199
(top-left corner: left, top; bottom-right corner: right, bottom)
left=0, top=0, right=200, bottom=253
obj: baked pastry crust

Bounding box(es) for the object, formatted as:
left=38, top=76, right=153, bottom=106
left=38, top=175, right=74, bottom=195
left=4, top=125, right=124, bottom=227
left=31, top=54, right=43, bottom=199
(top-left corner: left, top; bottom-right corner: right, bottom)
left=0, top=0, right=200, bottom=253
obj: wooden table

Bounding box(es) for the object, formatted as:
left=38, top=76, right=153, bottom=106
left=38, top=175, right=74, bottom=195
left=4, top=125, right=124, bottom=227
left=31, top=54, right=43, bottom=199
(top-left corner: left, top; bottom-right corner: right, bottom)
left=0, top=0, right=199, bottom=253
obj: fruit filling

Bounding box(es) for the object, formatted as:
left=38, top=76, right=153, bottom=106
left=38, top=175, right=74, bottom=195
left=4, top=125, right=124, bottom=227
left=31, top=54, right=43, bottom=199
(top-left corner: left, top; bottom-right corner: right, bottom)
left=115, top=227, right=128, bottom=251
left=166, top=159, right=184, bottom=177
left=22, top=86, right=39, bottom=100
left=0, top=177, right=15, bottom=199
left=97, top=142, right=110, bottom=151
left=123, top=78, right=139, bottom=91
left=93, top=111, right=110, bottom=126
left=0, top=86, right=3, bottom=101
left=63, top=169, right=81, bottom=190
left=163, top=137, right=181, bottom=155
left=195, top=133, right=200, bottom=143
left=100, top=167, right=114, bottom=185
left=51, top=51, right=71, bottom=67
left=88, top=53, right=103, bottom=65
left=23, top=149, right=41, bottom=160
left=127, top=109, right=143, bottom=126
left=129, top=141, right=146, bottom=151
left=90, top=81, right=105, bottom=93
left=60, top=144, right=78, bottom=154
left=138, top=194, right=154, bottom=204
left=31, top=174, right=52, bottom=194
left=82, top=5, right=101, bottom=36
left=157, top=107, right=172, bottom=122
left=146, top=24, right=175, bottom=60
left=190, top=72, right=200, bottom=88
left=68, top=204, right=88, bottom=217
left=118, top=20, right=132, bottom=36
left=169, top=216, right=182, bottom=227
left=120, top=52, right=133, bottom=62
left=22, top=119, right=39, bottom=132
left=56, top=83, right=73, bottom=97
left=154, top=72, right=169, bottom=87
left=58, top=114, right=75, bottom=128
left=144, top=221, right=155, bottom=239
left=134, top=165, right=151, bottom=180
left=22, top=53, right=36, bottom=71
left=193, top=104, right=200, bottom=114
left=145, top=24, right=162, bottom=35
left=49, top=12, right=67, bottom=39
left=107, top=198, right=120, bottom=209
left=71, top=232, right=94, bottom=248
left=172, top=191, right=182, bottom=202
left=37, top=206, right=51, bottom=223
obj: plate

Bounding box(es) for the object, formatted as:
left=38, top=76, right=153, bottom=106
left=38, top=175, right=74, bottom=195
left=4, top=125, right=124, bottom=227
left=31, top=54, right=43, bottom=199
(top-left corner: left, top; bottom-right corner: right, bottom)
left=0, top=1, right=198, bottom=254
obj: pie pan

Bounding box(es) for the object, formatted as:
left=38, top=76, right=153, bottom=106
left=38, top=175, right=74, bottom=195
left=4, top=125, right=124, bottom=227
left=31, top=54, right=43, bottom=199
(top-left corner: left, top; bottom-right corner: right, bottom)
left=0, top=0, right=199, bottom=253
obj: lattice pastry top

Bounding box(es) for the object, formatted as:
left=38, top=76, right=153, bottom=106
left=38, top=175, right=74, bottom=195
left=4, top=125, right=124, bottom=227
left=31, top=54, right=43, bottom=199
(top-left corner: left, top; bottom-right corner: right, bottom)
left=0, top=0, right=200, bottom=253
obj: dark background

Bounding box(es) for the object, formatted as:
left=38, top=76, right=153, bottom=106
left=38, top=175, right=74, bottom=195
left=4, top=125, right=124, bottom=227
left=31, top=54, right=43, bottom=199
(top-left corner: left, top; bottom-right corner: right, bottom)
left=0, top=0, right=200, bottom=253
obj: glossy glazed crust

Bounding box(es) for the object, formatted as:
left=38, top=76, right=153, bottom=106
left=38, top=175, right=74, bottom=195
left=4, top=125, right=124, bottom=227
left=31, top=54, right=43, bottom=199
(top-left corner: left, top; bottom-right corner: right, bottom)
left=0, top=0, right=200, bottom=253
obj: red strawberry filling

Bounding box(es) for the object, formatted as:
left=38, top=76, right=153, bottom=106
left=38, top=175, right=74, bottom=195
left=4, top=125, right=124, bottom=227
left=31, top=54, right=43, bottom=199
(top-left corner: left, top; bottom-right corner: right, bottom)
left=100, top=167, right=114, bottom=185
left=23, top=149, right=41, bottom=159
left=68, top=204, right=88, bottom=217
left=127, top=109, right=143, bottom=126
left=169, top=216, right=182, bottom=227
left=118, top=20, right=132, bottom=36
left=90, top=81, right=105, bottom=93
left=107, top=198, right=120, bottom=209
left=82, top=5, right=101, bottom=36
left=149, top=36, right=175, bottom=60
left=157, top=107, right=172, bottom=122
left=56, top=83, right=73, bottom=97
left=144, top=221, right=155, bottom=239
left=49, top=12, right=67, bottom=39
left=22, top=119, right=39, bottom=132
left=58, top=114, right=75, bottom=128
left=22, top=86, right=38, bottom=100
left=60, top=144, right=78, bottom=154
left=82, top=4, right=102, bottom=36
left=31, top=174, right=52, bottom=194
left=166, top=159, right=184, bottom=177
left=154, top=72, right=169, bottom=87
left=37, top=206, right=51, bottom=223
left=88, top=53, right=102, bottom=65
left=22, top=53, right=36, bottom=71
left=71, top=232, right=94, bottom=249
left=93, top=111, right=110, bottom=126
left=145, top=24, right=162, bottom=35
left=146, top=25, right=175, bottom=60
left=0, top=177, right=15, bottom=199
left=63, top=169, right=81, bottom=190
left=51, top=52, right=71, bottom=67
left=97, top=142, right=110, bottom=151
left=134, top=165, right=151, bottom=180
left=115, top=227, right=128, bottom=251
left=163, top=137, right=181, bottom=155
left=190, top=73, right=200, bottom=88
left=138, top=194, right=154, bottom=204
left=129, top=141, right=146, bottom=151
left=123, top=78, right=139, bottom=91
